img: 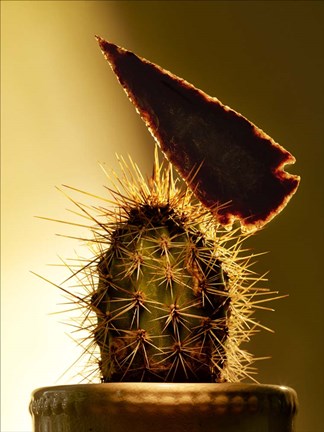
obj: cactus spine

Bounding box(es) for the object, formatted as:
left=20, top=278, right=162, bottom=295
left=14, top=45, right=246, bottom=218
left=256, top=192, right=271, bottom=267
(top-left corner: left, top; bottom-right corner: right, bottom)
left=59, top=147, right=274, bottom=383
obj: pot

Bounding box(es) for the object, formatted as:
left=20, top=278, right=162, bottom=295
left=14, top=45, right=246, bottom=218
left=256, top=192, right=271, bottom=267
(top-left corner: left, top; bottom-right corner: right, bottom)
left=30, top=382, right=298, bottom=432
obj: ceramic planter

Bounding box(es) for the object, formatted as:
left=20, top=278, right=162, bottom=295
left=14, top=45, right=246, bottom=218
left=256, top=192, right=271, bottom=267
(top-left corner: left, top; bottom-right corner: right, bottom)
left=30, top=382, right=298, bottom=432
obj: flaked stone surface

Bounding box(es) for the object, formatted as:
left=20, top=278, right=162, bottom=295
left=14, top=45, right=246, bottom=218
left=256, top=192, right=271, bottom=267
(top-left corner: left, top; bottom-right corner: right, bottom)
left=96, top=37, right=300, bottom=231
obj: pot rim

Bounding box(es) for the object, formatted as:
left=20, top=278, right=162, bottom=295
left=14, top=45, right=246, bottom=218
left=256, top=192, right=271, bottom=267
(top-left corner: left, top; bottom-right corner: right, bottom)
left=30, top=382, right=298, bottom=418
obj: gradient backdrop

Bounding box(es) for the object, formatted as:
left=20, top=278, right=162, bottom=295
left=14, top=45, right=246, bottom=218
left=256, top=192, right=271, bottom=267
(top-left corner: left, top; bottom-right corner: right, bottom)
left=1, top=1, right=323, bottom=431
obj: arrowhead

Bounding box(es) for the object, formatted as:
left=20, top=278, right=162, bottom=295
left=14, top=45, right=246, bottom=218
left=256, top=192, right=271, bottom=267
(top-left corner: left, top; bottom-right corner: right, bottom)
left=96, top=36, right=300, bottom=231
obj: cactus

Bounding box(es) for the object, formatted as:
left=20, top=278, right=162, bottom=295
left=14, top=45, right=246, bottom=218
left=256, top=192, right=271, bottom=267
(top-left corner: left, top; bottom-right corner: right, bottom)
left=92, top=158, right=230, bottom=382
left=57, top=147, right=276, bottom=384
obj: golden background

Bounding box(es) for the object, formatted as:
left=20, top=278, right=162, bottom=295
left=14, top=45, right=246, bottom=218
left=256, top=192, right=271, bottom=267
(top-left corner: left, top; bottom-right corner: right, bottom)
left=1, top=1, right=323, bottom=431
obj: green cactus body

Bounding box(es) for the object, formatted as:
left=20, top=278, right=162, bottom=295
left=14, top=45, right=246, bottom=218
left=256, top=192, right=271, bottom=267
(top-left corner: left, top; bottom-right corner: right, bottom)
left=92, top=204, right=230, bottom=382
left=57, top=147, right=275, bottom=383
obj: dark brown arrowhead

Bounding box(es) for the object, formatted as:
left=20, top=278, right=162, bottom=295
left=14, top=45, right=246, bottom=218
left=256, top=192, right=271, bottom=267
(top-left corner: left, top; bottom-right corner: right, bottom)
left=96, top=36, right=300, bottom=231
